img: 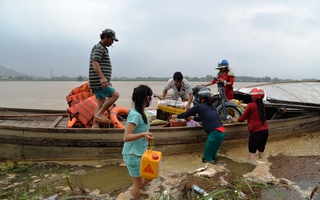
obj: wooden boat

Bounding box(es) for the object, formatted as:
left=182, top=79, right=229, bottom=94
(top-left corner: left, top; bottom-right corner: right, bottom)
left=1, top=80, right=320, bottom=163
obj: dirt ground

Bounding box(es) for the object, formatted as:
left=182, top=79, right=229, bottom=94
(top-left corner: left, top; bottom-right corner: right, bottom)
left=170, top=154, right=320, bottom=199
left=268, top=154, right=320, bottom=184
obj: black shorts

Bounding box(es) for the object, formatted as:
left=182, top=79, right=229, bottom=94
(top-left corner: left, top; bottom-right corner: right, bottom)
left=248, top=129, right=269, bottom=153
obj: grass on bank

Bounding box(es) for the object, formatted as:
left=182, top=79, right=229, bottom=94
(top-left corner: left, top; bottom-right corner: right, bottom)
left=0, top=161, right=28, bottom=176
left=1, top=162, right=318, bottom=200
left=0, top=162, right=68, bottom=200
left=151, top=175, right=286, bottom=200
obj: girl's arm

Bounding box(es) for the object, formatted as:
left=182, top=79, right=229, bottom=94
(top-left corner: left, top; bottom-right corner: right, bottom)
left=123, top=123, right=153, bottom=142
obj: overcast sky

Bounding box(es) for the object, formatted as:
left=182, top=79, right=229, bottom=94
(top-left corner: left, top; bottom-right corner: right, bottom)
left=0, top=0, right=319, bottom=79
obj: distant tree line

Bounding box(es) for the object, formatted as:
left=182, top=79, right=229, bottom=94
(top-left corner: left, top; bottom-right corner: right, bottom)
left=0, top=75, right=86, bottom=81
left=0, top=75, right=317, bottom=82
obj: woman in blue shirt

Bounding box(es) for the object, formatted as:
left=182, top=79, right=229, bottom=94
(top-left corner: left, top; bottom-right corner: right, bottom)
left=122, top=85, right=154, bottom=199
left=171, top=87, right=226, bottom=163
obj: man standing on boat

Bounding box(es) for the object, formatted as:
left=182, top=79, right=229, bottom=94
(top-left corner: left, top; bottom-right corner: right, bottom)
left=162, top=72, right=193, bottom=110
left=89, top=29, right=120, bottom=128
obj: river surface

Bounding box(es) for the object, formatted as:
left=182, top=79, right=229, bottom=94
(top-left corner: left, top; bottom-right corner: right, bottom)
left=1, top=81, right=319, bottom=199
left=0, top=81, right=257, bottom=110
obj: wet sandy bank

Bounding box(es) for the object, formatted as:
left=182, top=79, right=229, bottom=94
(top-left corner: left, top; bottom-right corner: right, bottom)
left=1, top=132, right=319, bottom=199
left=114, top=132, right=320, bottom=199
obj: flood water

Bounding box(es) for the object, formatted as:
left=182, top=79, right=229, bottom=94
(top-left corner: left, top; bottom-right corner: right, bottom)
left=0, top=81, right=257, bottom=110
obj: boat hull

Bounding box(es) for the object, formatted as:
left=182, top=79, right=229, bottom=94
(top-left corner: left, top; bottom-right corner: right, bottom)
left=0, top=107, right=319, bottom=163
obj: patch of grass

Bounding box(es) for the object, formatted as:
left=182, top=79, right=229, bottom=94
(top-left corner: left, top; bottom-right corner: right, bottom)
left=6, top=187, right=44, bottom=200
left=0, top=161, right=31, bottom=199
left=170, top=175, right=286, bottom=200
left=151, top=190, right=174, bottom=200
left=0, top=162, right=64, bottom=200
left=64, top=169, right=74, bottom=191
left=203, top=177, right=285, bottom=200
left=0, top=161, right=28, bottom=176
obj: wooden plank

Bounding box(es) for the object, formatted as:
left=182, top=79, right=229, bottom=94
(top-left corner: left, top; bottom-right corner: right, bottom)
left=270, top=108, right=287, bottom=120
left=0, top=113, right=68, bottom=119
left=17, top=120, right=32, bottom=127
left=0, top=119, right=23, bottom=126
left=268, top=99, right=320, bottom=108
left=27, top=120, right=42, bottom=128
left=49, top=116, right=64, bottom=128
left=37, top=120, right=57, bottom=128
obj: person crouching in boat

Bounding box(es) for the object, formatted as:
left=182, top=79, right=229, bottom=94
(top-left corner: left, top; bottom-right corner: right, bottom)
left=233, top=87, right=269, bottom=160
left=122, top=85, right=154, bottom=199
left=171, top=87, right=226, bottom=163
left=162, top=72, right=194, bottom=110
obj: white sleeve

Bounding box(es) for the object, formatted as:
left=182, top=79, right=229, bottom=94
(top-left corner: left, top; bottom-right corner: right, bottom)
left=183, top=80, right=192, bottom=94
left=164, top=78, right=174, bottom=90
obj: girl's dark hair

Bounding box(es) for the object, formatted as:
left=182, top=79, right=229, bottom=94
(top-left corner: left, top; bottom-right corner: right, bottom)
left=256, top=98, right=266, bottom=123
left=132, top=85, right=153, bottom=124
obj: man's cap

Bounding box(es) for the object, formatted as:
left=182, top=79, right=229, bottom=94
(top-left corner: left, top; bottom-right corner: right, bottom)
left=102, top=29, right=118, bottom=42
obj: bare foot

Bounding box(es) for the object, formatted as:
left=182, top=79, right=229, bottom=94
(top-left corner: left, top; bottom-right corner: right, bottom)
left=91, top=125, right=100, bottom=128
left=95, top=116, right=111, bottom=123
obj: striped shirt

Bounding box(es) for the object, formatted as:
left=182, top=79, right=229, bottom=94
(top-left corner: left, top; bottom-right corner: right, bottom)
left=88, top=42, right=112, bottom=89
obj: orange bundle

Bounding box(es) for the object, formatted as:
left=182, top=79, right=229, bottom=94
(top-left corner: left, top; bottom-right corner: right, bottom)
left=66, top=82, right=93, bottom=107
left=67, top=96, right=97, bottom=128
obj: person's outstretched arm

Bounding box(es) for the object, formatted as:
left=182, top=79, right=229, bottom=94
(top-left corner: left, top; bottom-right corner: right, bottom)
left=162, top=89, right=168, bottom=100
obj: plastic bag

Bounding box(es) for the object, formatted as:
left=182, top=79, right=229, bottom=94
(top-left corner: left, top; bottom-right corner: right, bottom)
left=157, top=100, right=191, bottom=109
left=186, top=119, right=201, bottom=127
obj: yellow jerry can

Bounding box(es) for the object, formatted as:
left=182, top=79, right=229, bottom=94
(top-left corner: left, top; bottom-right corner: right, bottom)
left=140, top=150, right=162, bottom=179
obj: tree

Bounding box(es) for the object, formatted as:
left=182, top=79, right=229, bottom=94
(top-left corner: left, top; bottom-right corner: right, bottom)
left=206, top=75, right=213, bottom=81
left=263, top=76, right=272, bottom=82
left=77, top=76, right=84, bottom=81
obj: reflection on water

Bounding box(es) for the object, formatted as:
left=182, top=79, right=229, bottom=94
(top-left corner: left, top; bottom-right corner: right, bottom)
left=72, top=165, right=131, bottom=193
left=215, top=156, right=255, bottom=176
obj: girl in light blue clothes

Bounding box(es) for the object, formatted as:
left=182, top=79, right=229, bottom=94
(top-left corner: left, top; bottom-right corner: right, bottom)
left=122, top=85, right=154, bottom=199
